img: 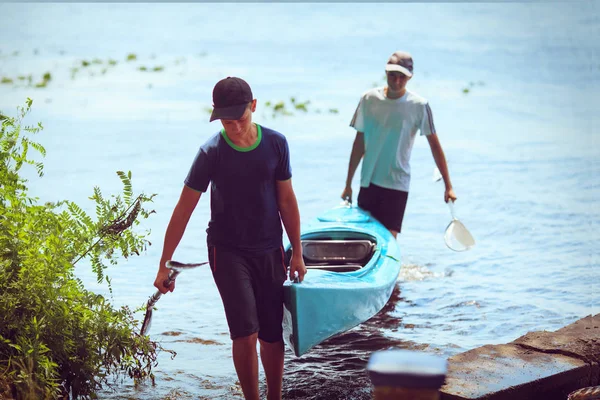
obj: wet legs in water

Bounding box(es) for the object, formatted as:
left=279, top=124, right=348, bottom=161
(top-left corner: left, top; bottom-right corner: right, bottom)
left=260, top=338, right=284, bottom=400
left=232, top=333, right=284, bottom=400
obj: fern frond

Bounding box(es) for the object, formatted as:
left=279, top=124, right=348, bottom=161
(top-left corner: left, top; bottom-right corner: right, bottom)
left=30, top=141, right=46, bottom=157
left=35, top=162, right=44, bottom=177
left=116, top=171, right=133, bottom=206
left=91, top=254, right=104, bottom=283
left=67, top=201, right=94, bottom=229
left=92, top=187, right=104, bottom=204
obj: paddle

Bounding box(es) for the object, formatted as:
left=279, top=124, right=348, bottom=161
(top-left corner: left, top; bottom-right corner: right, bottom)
left=444, top=201, right=475, bottom=252
left=140, top=260, right=208, bottom=336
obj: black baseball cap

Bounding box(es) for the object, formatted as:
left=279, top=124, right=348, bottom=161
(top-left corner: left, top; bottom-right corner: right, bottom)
left=209, top=77, right=253, bottom=122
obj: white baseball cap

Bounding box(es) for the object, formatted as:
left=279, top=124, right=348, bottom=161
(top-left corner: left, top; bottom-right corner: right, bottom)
left=385, top=51, right=414, bottom=77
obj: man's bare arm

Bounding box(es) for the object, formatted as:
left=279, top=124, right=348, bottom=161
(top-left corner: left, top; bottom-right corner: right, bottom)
left=276, top=179, right=306, bottom=282
left=341, top=131, right=365, bottom=202
left=154, top=185, right=202, bottom=293
left=426, top=133, right=457, bottom=203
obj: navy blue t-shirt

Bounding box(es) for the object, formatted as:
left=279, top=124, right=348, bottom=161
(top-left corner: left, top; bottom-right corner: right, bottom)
left=184, top=124, right=292, bottom=253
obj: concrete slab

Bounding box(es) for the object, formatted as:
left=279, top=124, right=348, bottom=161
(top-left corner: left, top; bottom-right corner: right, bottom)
left=513, top=315, right=600, bottom=366
left=440, top=314, right=600, bottom=400
left=441, top=344, right=588, bottom=400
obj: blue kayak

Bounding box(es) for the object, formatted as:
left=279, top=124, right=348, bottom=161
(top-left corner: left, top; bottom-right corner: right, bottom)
left=282, top=203, right=401, bottom=357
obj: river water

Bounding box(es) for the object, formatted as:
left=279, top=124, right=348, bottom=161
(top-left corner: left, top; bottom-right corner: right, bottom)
left=1, top=2, right=598, bottom=399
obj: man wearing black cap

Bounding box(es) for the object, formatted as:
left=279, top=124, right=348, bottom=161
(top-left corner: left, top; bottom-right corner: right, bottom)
left=154, top=77, right=306, bottom=400
left=341, top=51, right=457, bottom=238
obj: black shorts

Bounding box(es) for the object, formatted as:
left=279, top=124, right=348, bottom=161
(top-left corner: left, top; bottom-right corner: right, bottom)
left=208, top=245, right=287, bottom=342
left=357, top=184, right=409, bottom=233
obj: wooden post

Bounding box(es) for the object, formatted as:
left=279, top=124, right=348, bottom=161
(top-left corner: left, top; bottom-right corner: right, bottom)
left=367, top=350, right=447, bottom=400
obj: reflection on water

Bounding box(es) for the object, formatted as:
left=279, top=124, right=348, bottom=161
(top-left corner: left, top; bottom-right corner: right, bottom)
left=399, top=263, right=451, bottom=282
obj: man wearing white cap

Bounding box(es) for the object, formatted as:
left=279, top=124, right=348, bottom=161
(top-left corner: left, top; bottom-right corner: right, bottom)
left=341, top=51, right=457, bottom=238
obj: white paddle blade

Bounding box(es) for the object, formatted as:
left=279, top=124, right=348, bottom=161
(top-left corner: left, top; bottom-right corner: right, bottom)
left=444, top=220, right=475, bottom=252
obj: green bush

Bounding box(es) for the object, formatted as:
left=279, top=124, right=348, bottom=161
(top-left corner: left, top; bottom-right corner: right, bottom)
left=0, top=99, right=161, bottom=399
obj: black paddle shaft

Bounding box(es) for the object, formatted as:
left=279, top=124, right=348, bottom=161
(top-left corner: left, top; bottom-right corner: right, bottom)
left=148, top=269, right=180, bottom=306
left=140, top=261, right=209, bottom=336
left=140, top=269, right=180, bottom=335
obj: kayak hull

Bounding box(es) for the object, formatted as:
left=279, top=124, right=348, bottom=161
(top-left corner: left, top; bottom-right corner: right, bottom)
left=282, top=204, right=401, bottom=356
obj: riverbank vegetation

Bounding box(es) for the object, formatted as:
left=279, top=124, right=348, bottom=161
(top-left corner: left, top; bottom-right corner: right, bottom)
left=0, top=99, right=161, bottom=399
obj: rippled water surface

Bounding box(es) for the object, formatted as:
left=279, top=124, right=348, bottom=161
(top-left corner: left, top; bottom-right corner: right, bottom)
left=1, top=3, right=598, bottom=399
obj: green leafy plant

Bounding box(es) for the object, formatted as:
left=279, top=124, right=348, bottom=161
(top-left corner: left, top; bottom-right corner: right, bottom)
left=462, top=81, right=485, bottom=95
left=261, top=97, right=340, bottom=118
left=0, top=99, right=163, bottom=399
left=34, top=72, right=52, bottom=88
left=263, top=100, right=294, bottom=118
left=290, top=97, right=309, bottom=112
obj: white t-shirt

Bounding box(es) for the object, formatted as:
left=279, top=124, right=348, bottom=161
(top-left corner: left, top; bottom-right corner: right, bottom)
left=350, top=87, right=436, bottom=192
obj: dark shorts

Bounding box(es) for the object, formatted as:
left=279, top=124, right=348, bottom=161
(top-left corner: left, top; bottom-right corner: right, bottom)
left=208, top=245, right=287, bottom=343
left=357, top=184, right=409, bottom=233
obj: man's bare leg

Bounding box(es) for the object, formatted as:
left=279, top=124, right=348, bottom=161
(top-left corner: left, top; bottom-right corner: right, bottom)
left=259, top=339, right=284, bottom=400
left=232, top=333, right=259, bottom=400
left=389, top=229, right=398, bottom=238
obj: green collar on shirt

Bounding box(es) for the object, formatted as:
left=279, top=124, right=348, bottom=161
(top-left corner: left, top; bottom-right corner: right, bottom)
left=220, top=124, right=262, bottom=152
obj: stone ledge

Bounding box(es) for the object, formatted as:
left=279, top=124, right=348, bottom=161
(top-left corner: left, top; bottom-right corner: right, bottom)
left=440, top=314, right=599, bottom=400
left=513, top=315, right=600, bottom=367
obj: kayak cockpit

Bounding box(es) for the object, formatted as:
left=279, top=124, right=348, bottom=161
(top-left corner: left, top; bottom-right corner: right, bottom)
left=302, top=239, right=375, bottom=272
left=286, top=231, right=377, bottom=273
